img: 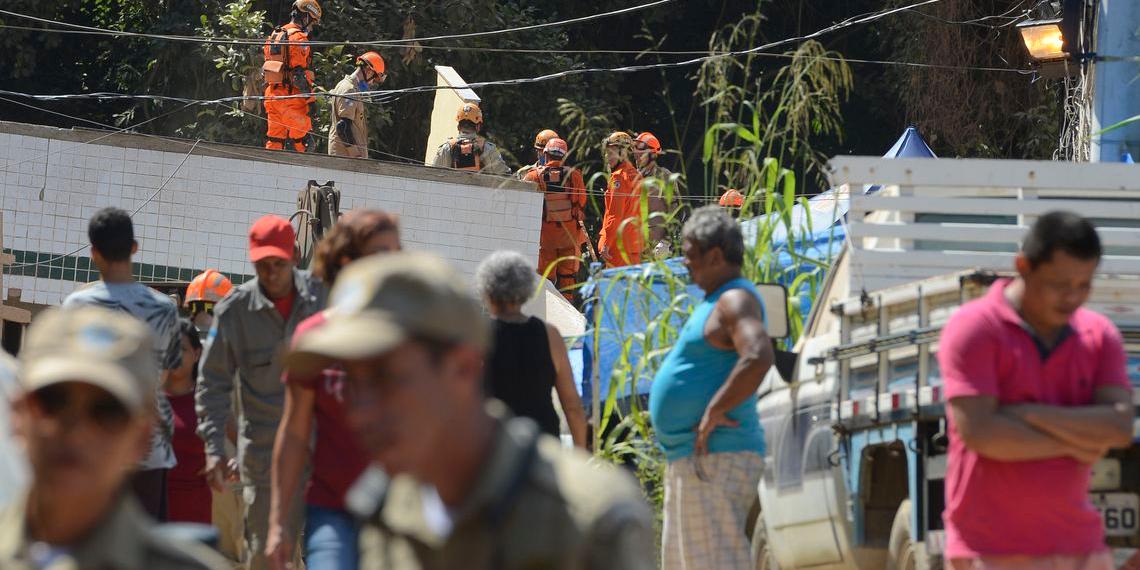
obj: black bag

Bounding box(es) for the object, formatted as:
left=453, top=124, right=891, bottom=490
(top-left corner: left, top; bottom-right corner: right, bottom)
left=294, top=180, right=341, bottom=270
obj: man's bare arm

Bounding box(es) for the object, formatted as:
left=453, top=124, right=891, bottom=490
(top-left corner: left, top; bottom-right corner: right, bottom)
left=1008, top=386, right=1134, bottom=450
left=950, top=396, right=1100, bottom=463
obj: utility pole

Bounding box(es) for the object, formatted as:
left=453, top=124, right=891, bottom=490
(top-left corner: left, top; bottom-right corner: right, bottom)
left=1091, top=0, right=1140, bottom=162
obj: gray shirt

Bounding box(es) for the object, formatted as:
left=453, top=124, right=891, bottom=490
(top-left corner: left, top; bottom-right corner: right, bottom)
left=64, top=281, right=182, bottom=471
left=195, top=269, right=325, bottom=485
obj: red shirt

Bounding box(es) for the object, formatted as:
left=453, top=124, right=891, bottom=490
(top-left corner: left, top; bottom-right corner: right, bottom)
left=273, top=290, right=296, bottom=321
left=166, top=390, right=211, bottom=524
left=282, top=312, right=370, bottom=510
left=939, top=279, right=1132, bottom=557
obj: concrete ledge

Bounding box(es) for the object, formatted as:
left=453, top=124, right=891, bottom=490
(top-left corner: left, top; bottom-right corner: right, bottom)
left=0, top=121, right=535, bottom=193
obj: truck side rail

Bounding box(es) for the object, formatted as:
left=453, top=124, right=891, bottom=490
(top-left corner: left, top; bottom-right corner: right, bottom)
left=825, top=156, right=1140, bottom=294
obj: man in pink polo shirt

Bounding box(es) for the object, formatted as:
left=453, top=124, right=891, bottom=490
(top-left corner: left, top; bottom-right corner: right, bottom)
left=940, top=211, right=1135, bottom=569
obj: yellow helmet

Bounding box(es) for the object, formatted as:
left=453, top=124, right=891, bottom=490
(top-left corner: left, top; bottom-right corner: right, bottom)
left=534, top=129, right=560, bottom=150
left=603, top=131, right=633, bottom=149
left=292, top=0, right=322, bottom=23
left=456, top=102, right=483, bottom=125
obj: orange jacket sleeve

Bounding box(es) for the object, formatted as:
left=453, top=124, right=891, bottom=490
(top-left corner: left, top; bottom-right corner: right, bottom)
left=598, top=172, right=618, bottom=253
left=288, top=29, right=311, bottom=70
left=569, top=168, right=587, bottom=212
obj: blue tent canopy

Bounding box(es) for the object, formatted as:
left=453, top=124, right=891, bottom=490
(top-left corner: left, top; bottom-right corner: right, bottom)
left=577, top=128, right=936, bottom=405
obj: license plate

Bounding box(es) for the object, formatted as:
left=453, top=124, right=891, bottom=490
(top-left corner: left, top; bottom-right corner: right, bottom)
left=1091, top=493, right=1140, bottom=537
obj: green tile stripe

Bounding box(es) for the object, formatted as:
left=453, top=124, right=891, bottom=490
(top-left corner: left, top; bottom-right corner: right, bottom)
left=2, top=248, right=252, bottom=286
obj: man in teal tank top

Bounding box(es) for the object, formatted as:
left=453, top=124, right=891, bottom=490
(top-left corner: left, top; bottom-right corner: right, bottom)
left=649, top=205, right=774, bottom=570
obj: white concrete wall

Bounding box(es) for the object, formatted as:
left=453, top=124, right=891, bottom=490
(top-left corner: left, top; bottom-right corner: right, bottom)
left=0, top=123, right=541, bottom=306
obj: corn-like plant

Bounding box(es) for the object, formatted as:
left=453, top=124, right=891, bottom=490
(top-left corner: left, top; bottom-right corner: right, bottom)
left=574, top=38, right=850, bottom=552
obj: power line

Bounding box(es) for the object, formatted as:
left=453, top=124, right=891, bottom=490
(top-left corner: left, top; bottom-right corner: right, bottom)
left=0, top=96, right=197, bottom=172
left=8, top=0, right=1034, bottom=113
left=0, top=0, right=673, bottom=47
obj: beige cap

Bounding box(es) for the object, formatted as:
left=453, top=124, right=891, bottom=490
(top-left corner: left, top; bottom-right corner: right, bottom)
left=286, top=252, right=488, bottom=375
left=19, top=307, right=158, bottom=415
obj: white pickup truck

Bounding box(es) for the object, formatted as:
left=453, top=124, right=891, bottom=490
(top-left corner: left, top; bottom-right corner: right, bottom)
left=750, top=157, right=1140, bottom=569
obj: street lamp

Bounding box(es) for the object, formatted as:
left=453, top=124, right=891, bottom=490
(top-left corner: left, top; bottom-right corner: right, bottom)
left=1017, top=17, right=1078, bottom=78
left=1017, top=18, right=1066, bottom=61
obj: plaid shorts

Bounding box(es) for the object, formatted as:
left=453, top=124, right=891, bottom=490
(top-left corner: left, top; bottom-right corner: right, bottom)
left=661, top=451, right=763, bottom=570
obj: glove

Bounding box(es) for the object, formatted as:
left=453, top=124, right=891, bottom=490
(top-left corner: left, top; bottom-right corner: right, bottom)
left=335, top=118, right=356, bottom=146
left=653, top=241, right=671, bottom=259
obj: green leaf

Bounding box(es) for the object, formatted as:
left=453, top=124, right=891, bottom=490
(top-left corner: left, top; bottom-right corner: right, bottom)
left=1094, top=114, right=1140, bottom=136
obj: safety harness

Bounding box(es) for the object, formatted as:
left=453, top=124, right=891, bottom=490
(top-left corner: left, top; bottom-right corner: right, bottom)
left=262, top=25, right=311, bottom=90
left=448, top=137, right=485, bottom=171
left=538, top=165, right=574, bottom=223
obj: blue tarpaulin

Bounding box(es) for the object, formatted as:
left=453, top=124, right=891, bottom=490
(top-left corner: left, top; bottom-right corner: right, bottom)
left=577, top=128, right=937, bottom=404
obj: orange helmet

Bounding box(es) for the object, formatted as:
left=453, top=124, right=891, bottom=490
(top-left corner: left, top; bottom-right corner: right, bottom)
left=356, top=51, right=385, bottom=76
left=603, top=131, right=633, bottom=149
left=292, top=0, right=322, bottom=23
left=543, top=138, right=569, bottom=158
left=636, top=132, right=662, bottom=154
left=185, top=269, right=234, bottom=306
left=534, top=129, right=560, bottom=150
left=456, top=102, right=483, bottom=125
left=719, top=189, right=745, bottom=208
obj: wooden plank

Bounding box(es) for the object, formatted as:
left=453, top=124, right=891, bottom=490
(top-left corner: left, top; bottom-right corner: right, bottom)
left=851, top=195, right=1140, bottom=219
left=849, top=222, right=1140, bottom=247
left=0, top=305, right=30, bottom=324
left=828, top=156, right=1140, bottom=191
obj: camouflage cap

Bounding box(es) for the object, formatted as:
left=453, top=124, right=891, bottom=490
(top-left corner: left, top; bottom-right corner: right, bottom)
left=19, top=306, right=158, bottom=415
left=286, top=252, right=489, bottom=375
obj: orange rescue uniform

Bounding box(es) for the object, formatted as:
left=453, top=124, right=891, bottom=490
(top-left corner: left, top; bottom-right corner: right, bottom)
left=598, top=160, right=644, bottom=267
left=525, top=161, right=587, bottom=297
left=263, top=23, right=314, bottom=152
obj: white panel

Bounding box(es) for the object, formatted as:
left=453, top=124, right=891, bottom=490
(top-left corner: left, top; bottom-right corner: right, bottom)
left=829, top=156, right=1140, bottom=191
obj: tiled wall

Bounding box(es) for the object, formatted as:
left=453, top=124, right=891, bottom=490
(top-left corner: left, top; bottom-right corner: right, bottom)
left=0, top=126, right=542, bottom=306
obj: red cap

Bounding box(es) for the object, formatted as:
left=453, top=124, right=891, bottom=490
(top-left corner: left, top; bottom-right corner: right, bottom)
left=248, top=215, right=295, bottom=262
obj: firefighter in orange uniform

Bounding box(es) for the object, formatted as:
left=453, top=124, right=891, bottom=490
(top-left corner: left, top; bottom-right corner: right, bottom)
left=262, top=0, right=321, bottom=152
left=524, top=138, right=586, bottom=299
left=598, top=131, right=644, bottom=267
left=516, top=129, right=560, bottom=181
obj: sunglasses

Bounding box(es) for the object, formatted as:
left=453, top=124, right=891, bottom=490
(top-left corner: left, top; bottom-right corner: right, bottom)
left=30, top=384, right=132, bottom=432
left=189, top=301, right=216, bottom=316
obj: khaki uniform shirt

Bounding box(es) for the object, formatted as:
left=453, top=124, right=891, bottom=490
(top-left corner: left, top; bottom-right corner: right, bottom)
left=351, top=404, right=655, bottom=570
left=195, top=269, right=326, bottom=486
left=431, top=132, right=512, bottom=176
left=0, top=493, right=229, bottom=570
left=515, top=162, right=539, bottom=181
left=328, top=74, right=368, bottom=159
left=639, top=163, right=673, bottom=245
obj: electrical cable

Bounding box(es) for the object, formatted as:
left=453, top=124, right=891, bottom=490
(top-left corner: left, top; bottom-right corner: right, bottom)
left=0, top=96, right=197, bottom=172
left=2, top=94, right=847, bottom=208
left=903, top=0, right=1037, bottom=28
left=7, top=0, right=1048, bottom=114
left=0, top=0, right=674, bottom=47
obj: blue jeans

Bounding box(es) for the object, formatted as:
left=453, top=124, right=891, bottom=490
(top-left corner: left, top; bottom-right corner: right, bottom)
left=303, top=505, right=359, bottom=570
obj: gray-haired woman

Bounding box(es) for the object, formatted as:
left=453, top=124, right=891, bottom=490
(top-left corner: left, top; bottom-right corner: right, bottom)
left=475, top=251, right=588, bottom=448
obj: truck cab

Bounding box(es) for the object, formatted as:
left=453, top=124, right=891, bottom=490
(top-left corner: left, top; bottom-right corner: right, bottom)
left=752, top=156, right=1140, bottom=569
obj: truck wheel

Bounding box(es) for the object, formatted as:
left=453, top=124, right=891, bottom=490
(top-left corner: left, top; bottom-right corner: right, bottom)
left=750, top=510, right=778, bottom=570
left=888, top=499, right=942, bottom=570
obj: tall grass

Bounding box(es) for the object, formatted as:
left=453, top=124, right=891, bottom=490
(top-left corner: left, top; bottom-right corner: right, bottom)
left=571, top=34, right=852, bottom=548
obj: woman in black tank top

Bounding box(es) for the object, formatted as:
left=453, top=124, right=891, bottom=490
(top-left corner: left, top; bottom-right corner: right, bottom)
left=475, top=251, right=588, bottom=447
